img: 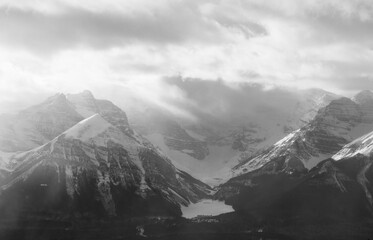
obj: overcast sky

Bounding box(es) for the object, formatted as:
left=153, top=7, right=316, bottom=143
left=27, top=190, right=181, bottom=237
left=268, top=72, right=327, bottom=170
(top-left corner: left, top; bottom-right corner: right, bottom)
left=1, top=0, right=373, bottom=113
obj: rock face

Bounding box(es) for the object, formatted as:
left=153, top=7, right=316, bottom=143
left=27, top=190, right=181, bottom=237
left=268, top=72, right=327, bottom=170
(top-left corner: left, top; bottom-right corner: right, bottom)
left=0, top=114, right=211, bottom=220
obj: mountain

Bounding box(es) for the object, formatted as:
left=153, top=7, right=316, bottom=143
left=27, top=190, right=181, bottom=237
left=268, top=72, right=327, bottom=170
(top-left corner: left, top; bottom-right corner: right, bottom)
left=230, top=91, right=373, bottom=179
left=0, top=91, right=212, bottom=220
left=215, top=156, right=373, bottom=236
left=0, top=90, right=214, bottom=185
left=0, top=114, right=211, bottom=221
left=215, top=91, right=373, bottom=225
left=214, top=130, right=373, bottom=238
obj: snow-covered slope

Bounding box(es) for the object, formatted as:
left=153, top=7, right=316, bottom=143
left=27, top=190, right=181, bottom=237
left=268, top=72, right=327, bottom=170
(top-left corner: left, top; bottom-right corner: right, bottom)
left=0, top=114, right=212, bottom=218
left=332, top=130, right=373, bottom=160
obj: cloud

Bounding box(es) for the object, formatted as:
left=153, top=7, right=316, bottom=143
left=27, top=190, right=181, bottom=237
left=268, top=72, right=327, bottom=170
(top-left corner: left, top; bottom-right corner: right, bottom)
left=0, top=1, right=267, bottom=54
left=0, top=0, right=373, bottom=113
left=0, top=8, right=210, bottom=53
